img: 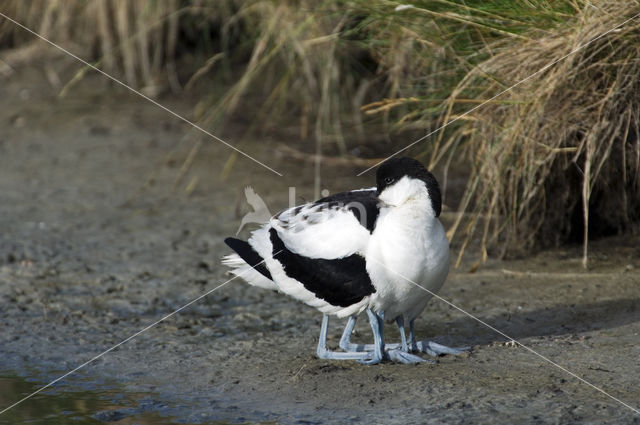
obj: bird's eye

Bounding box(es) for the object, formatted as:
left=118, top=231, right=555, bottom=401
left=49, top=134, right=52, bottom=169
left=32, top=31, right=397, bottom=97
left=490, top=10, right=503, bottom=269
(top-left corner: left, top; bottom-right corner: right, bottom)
left=384, top=177, right=395, bottom=185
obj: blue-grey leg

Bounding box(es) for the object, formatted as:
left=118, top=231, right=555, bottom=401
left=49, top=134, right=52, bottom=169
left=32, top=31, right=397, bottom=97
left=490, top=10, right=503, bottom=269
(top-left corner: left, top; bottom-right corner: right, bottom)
left=409, top=319, right=470, bottom=357
left=339, top=315, right=359, bottom=351
left=357, top=309, right=384, bottom=365
left=386, top=316, right=433, bottom=364
left=317, top=314, right=376, bottom=361
left=396, top=315, right=409, bottom=352
left=339, top=315, right=402, bottom=352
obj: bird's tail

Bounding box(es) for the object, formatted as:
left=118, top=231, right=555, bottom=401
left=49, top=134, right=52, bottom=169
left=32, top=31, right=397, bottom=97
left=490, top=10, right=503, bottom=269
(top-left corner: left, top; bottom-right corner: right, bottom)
left=222, top=238, right=278, bottom=291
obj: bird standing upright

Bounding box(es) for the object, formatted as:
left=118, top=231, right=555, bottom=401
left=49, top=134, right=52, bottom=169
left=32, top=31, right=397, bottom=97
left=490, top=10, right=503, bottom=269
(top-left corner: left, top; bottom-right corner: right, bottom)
left=223, top=157, right=467, bottom=364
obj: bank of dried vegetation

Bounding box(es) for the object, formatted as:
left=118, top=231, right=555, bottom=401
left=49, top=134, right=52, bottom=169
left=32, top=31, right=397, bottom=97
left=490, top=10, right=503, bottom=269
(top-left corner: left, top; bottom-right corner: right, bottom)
left=1, top=0, right=638, bottom=264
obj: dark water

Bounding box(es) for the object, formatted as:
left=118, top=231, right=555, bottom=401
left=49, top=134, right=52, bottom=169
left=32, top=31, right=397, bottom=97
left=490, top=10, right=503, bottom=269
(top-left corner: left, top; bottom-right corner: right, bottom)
left=0, top=374, right=232, bottom=425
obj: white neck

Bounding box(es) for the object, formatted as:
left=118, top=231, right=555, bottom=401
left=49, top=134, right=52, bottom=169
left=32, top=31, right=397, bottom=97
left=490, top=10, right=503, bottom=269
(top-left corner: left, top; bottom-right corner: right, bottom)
left=378, top=176, right=437, bottom=217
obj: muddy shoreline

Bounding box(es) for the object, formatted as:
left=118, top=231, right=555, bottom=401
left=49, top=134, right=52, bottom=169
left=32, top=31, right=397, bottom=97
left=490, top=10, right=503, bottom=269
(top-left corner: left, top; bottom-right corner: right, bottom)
left=1, top=67, right=639, bottom=424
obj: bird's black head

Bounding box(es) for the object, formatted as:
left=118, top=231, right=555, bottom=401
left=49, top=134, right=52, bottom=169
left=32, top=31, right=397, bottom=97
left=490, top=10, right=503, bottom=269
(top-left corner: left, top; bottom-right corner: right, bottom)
left=375, top=157, right=442, bottom=216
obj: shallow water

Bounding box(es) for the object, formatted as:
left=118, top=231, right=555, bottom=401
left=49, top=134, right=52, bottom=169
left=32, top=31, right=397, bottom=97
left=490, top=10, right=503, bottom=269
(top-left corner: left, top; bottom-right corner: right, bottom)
left=0, top=373, right=279, bottom=424
left=0, top=374, right=179, bottom=424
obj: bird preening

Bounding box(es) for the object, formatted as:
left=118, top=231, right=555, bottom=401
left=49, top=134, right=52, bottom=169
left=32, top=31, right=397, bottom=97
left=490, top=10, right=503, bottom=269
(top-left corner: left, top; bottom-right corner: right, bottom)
left=223, top=157, right=468, bottom=364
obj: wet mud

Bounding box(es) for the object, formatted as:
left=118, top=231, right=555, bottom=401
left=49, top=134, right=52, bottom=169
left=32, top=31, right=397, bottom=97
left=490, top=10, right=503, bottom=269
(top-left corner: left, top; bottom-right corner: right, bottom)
left=1, top=66, right=639, bottom=424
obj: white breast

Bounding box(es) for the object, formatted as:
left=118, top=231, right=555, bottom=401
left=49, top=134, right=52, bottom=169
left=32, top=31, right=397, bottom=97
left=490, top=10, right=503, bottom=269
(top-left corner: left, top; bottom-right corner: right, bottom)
left=365, top=200, right=450, bottom=321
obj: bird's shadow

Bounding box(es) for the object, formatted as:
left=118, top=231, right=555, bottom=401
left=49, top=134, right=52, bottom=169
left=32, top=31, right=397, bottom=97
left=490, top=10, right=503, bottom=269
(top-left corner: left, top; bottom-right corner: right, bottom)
left=418, top=298, right=639, bottom=347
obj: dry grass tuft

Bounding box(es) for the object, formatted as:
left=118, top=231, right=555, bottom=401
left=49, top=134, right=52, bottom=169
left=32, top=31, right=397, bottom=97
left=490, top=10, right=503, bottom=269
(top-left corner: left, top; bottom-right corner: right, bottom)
left=0, top=1, right=239, bottom=94
left=2, top=1, right=639, bottom=264
left=443, top=1, right=640, bottom=266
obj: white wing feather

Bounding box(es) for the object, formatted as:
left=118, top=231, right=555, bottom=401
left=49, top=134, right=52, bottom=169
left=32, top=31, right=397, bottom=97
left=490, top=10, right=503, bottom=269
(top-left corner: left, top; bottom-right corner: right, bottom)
left=270, top=202, right=371, bottom=259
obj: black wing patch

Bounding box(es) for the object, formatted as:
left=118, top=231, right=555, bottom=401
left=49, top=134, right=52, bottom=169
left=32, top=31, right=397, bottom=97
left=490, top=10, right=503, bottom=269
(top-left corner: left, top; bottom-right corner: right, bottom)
left=269, top=228, right=375, bottom=307
left=314, top=189, right=380, bottom=232
left=224, top=237, right=273, bottom=280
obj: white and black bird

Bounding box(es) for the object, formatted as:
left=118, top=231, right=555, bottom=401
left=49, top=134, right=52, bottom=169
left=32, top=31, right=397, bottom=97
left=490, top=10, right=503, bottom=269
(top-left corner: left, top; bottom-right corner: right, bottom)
left=223, top=157, right=467, bottom=364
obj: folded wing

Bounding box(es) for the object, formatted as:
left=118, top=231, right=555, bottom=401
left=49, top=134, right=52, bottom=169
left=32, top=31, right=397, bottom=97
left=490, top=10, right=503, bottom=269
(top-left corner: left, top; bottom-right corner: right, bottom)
left=270, top=188, right=379, bottom=259
left=248, top=189, right=380, bottom=316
